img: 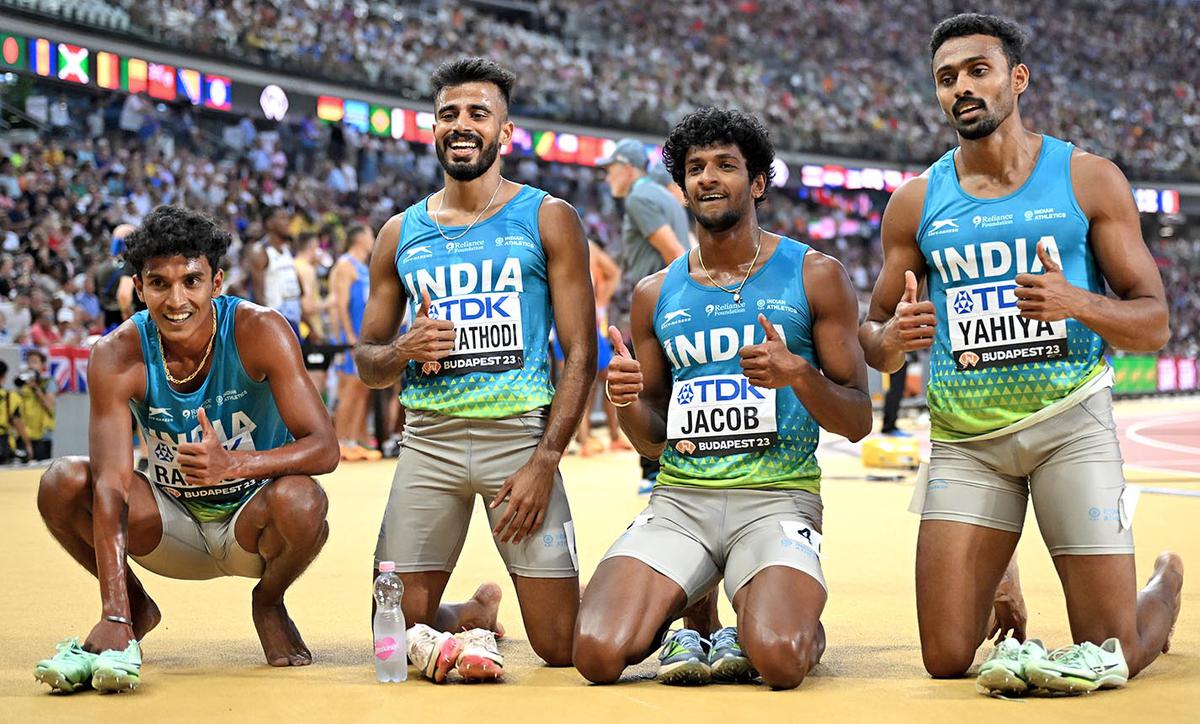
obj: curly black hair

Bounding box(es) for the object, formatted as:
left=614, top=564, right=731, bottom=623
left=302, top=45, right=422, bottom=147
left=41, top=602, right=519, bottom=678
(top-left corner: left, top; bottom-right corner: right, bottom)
left=930, top=13, right=1027, bottom=70
left=124, top=205, right=231, bottom=276
left=430, top=57, right=516, bottom=110
left=661, top=108, right=775, bottom=206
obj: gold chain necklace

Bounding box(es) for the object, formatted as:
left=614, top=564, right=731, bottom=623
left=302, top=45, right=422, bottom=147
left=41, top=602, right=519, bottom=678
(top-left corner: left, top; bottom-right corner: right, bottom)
left=158, top=301, right=217, bottom=386
left=697, top=233, right=762, bottom=304
left=433, top=178, right=504, bottom=242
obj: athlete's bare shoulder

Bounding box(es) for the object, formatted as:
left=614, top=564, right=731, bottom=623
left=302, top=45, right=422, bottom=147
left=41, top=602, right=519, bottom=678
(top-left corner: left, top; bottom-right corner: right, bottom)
left=233, top=300, right=303, bottom=381
left=1069, top=148, right=1134, bottom=218
left=536, top=194, right=583, bottom=231
left=89, top=320, right=147, bottom=400
left=375, top=212, right=405, bottom=258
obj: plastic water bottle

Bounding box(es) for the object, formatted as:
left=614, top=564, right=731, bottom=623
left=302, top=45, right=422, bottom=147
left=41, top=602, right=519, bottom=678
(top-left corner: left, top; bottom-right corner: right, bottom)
left=373, top=561, right=407, bottom=682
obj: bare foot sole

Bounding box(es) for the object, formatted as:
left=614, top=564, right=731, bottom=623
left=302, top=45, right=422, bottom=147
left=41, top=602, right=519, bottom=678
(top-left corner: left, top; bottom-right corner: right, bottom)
left=1154, top=552, right=1184, bottom=654
left=457, top=583, right=506, bottom=638
left=252, top=601, right=313, bottom=666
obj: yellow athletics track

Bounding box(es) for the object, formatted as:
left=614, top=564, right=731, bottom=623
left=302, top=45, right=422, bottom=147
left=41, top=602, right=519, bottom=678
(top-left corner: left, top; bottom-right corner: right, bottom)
left=1, top=396, right=1197, bottom=723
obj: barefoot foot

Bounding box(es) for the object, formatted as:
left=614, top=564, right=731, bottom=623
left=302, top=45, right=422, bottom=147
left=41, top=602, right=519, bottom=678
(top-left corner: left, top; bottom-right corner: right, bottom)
left=252, top=601, right=313, bottom=666
left=456, top=583, right=506, bottom=638
left=1153, top=552, right=1184, bottom=654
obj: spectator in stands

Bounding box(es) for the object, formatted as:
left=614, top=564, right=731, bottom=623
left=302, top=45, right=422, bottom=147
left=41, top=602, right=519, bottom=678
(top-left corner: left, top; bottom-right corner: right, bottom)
left=17, top=349, right=55, bottom=461
left=0, top=359, right=32, bottom=464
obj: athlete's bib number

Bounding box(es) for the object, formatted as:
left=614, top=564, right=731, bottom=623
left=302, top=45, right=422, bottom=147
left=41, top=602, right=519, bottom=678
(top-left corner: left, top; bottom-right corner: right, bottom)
left=424, top=292, right=524, bottom=376
left=946, top=281, right=1068, bottom=371
left=666, top=374, right=776, bottom=457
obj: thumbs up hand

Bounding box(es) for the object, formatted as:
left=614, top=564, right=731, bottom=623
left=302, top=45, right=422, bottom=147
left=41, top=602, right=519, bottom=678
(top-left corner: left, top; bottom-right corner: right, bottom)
left=604, top=325, right=642, bottom=407
left=177, top=407, right=233, bottom=486
left=739, top=313, right=806, bottom=389
left=883, top=270, right=937, bottom=357
left=397, top=288, right=456, bottom=368
left=1014, top=241, right=1080, bottom=322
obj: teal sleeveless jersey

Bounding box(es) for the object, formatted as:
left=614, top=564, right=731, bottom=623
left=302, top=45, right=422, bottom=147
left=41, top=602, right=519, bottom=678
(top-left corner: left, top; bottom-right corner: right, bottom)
left=130, top=296, right=293, bottom=522
left=653, top=238, right=821, bottom=492
left=395, top=184, right=555, bottom=418
left=917, top=135, right=1107, bottom=441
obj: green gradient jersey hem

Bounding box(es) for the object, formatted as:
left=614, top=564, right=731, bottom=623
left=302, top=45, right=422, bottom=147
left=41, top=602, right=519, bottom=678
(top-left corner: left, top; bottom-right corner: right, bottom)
left=930, top=361, right=1109, bottom=442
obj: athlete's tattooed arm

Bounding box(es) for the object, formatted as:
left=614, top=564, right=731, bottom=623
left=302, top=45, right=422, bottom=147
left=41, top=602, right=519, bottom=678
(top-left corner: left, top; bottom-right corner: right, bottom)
left=354, top=214, right=455, bottom=387
left=741, top=252, right=872, bottom=442
left=1013, top=152, right=1169, bottom=352
left=85, top=328, right=146, bottom=653
left=607, top=271, right=671, bottom=459
left=490, top=198, right=597, bottom=544
left=860, top=177, right=935, bottom=373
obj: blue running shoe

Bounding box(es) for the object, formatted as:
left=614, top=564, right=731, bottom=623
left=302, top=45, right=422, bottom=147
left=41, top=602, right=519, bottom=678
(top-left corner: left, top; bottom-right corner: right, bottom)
left=657, top=629, right=710, bottom=686
left=709, top=627, right=758, bottom=683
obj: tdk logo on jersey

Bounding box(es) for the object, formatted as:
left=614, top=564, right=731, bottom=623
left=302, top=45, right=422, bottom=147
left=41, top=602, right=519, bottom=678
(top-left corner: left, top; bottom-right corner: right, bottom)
left=972, top=213, right=1013, bottom=228
left=928, top=218, right=959, bottom=236
left=437, top=295, right=514, bottom=321
left=404, top=245, right=433, bottom=261
left=676, top=378, right=766, bottom=405
left=953, top=291, right=974, bottom=314
left=929, top=235, right=1061, bottom=284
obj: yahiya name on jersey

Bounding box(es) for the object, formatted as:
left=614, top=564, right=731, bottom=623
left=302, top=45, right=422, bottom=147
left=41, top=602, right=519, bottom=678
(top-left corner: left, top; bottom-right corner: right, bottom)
left=946, top=280, right=1067, bottom=370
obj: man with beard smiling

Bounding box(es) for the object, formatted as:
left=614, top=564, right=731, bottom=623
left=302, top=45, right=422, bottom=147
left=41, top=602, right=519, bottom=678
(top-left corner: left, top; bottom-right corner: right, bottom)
left=573, top=108, right=871, bottom=689
left=33, top=206, right=338, bottom=693
left=860, top=13, right=1183, bottom=695
left=355, top=57, right=596, bottom=682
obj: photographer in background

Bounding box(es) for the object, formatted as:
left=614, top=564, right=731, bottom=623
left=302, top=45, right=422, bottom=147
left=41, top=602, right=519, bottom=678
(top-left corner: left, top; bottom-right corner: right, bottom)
left=16, top=350, right=55, bottom=461
left=0, top=360, right=32, bottom=464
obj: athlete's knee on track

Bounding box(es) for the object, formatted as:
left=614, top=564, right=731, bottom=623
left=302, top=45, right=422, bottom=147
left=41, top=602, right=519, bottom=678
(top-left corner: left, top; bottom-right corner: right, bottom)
left=746, top=627, right=819, bottom=690
left=529, top=629, right=574, bottom=668
left=920, top=634, right=977, bottom=678
left=37, top=456, right=90, bottom=522
left=572, top=625, right=635, bottom=684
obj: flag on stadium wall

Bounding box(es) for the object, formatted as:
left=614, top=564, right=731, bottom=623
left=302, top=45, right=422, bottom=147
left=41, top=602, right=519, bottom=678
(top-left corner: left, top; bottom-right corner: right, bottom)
left=147, top=63, right=176, bottom=100
left=48, top=346, right=89, bottom=393
left=122, top=57, right=148, bottom=94
left=56, top=44, right=89, bottom=84
left=203, top=75, right=232, bottom=110
left=317, top=95, right=344, bottom=122
left=29, top=38, right=55, bottom=77
left=95, top=51, right=120, bottom=89
left=343, top=100, right=369, bottom=133
left=369, top=106, right=390, bottom=136
left=177, top=68, right=202, bottom=105
left=0, top=34, right=26, bottom=70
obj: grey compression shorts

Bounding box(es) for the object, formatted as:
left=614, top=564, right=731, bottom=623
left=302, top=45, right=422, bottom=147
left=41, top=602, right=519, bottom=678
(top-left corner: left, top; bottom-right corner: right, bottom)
left=131, top=476, right=267, bottom=579
left=602, top=485, right=825, bottom=606
left=375, top=408, right=578, bottom=578
left=919, top=388, right=1134, bottom=556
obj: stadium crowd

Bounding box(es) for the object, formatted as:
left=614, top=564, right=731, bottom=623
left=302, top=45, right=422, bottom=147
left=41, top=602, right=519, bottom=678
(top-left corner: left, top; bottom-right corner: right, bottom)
left=108, top=0, right=1200, bottom=181
left=0, top=65, right=1195, bottom=460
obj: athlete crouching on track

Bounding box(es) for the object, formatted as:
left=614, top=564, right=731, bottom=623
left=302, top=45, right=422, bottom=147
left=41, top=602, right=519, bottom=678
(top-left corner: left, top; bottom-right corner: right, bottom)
left=34, top=206, right=339, bottom=693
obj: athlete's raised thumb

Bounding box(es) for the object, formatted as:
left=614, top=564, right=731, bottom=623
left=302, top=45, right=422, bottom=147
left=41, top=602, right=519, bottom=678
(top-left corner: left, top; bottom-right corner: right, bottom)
left=1036, top=241, right=1062, bottom=273
left=903, top=270, right=919, bottom=303
left=758, top=313, right=781, bottom=342
left=607, top=325, right=631, bottom=358
left=197, top=406, right=214, bottom=437
left=417, top=288, right=432, bottom=318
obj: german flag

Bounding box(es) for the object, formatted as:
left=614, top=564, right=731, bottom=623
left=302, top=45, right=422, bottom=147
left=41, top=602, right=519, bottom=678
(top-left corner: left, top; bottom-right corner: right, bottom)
left=317, top=95, right=344, bottom=122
